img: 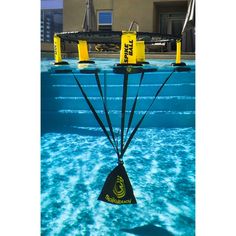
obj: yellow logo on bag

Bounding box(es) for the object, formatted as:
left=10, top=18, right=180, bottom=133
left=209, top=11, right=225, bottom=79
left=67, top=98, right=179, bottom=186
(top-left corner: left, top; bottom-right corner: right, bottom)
left=113, top=175, right=126, bottom=199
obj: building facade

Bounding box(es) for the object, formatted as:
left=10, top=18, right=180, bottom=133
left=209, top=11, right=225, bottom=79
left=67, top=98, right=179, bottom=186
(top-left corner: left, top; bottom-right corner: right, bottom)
left=41, top=9, right=63, bottom=43
left=63, top=0, right=194, bottom=52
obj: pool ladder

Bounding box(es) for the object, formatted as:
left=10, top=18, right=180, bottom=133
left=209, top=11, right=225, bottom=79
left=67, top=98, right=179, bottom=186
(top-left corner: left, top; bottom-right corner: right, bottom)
left=128, top=20, right=140, bottom=32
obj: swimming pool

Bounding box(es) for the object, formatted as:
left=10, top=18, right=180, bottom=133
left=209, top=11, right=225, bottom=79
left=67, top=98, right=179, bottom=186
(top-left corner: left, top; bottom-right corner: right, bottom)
left=41, top=58, right=195, bottom=235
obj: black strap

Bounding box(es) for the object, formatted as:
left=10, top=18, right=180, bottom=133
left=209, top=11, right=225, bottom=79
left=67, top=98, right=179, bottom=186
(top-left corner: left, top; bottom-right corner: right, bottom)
left=73, top=69, right=175, bottom=160
left=120, top=72, right=129, bottom=159
left=72, top=73, right=119, bottom=156
left=125, top=71, right=145, bottom=140
left=94, top=72, right=120, bottom=158
left=120, top=69, right=175, bottom=158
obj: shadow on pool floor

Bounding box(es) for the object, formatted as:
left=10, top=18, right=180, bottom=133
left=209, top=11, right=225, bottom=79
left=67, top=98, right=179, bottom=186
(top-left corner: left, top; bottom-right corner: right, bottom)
left=120, top=224, right=173, bottom=236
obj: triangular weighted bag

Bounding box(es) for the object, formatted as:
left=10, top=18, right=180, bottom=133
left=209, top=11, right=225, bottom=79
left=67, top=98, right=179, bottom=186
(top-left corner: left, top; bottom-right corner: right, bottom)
left=98, top=163, right=137, bottom=205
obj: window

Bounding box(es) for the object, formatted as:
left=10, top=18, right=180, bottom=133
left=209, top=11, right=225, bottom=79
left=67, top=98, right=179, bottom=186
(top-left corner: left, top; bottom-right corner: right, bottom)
left=98, top=11, right=112, bottom=31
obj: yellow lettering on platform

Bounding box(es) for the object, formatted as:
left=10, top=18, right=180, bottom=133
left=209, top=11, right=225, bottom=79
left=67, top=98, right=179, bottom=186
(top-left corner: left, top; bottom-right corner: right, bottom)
left=78, top=40, right=89, bottom=62
left=136, top=41, right=145, bottom=63
left=54, top=35, right=62, bottom=63
left=120, top=31, right=137, bottom=64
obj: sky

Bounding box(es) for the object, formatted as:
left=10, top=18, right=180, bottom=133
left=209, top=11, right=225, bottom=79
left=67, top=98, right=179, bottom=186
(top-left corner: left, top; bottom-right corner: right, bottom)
left=41, top=0, right=63, bottom=9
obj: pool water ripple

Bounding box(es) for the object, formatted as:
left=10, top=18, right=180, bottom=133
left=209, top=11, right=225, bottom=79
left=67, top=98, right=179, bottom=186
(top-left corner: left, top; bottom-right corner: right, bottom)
left=41, top=128, right=195, bottom=236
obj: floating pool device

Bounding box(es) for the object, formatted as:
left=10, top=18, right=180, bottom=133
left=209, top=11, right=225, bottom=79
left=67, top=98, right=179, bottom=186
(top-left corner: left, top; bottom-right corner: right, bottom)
left=52, top=30, right=190, bottom=204
left=78, top=40, right=95, bottom=64
left=71, top=31, right=187, bottom=205
left=53, top=34, right=69, bottom=65
left=171, top=39, right=186, bottom=67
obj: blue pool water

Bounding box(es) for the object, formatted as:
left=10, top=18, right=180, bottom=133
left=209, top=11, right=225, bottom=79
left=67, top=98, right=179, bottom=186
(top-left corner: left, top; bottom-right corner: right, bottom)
left=41, top=58, right=195, bottom=235
left=41, top=58, right=196, bottom=73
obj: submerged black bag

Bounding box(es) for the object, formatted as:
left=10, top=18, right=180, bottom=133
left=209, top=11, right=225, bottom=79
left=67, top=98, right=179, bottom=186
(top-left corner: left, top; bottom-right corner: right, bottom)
left=98, top=163, right=137, bottom=205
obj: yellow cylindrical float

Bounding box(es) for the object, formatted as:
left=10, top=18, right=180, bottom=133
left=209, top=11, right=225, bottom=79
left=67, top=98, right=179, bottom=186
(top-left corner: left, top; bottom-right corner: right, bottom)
left=120, top=31, right=137, bottom=64
left=78, top=40, right=90, bottom=62
left=176, top=39, right=181, bottom=64
left=54, top=35, right=62, bottom=63
left=136, top=41, right=145, bottom=63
